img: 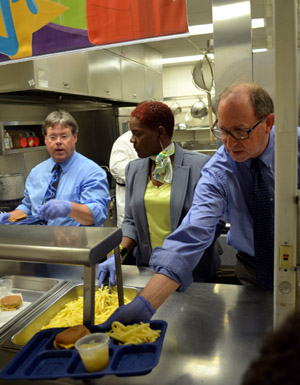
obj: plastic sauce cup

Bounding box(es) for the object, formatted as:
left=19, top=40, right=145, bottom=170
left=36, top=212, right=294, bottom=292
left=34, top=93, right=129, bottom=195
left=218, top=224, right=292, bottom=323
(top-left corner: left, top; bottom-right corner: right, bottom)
left=75, top=333, right=110, bottom=372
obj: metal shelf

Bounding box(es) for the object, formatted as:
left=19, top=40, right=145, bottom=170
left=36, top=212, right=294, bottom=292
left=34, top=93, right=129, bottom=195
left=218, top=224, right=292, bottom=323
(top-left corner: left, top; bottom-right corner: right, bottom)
left=1, top=146, right=46, bottom=155
left=0, top=121, right=43, bottom=155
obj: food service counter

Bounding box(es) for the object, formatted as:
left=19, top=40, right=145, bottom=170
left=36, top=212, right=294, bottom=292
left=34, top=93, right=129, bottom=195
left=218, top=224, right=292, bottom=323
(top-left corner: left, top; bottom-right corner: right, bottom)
left=0, top=265, right=273, bottom=385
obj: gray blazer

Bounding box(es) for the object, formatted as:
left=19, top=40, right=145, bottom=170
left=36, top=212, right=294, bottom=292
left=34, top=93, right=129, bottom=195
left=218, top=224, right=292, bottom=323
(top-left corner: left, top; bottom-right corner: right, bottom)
left=122, top=143, right=223, bottom=278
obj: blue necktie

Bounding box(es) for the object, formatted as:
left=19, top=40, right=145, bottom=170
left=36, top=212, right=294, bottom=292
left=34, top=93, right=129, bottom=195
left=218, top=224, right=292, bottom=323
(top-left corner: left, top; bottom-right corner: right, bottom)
left=251, top=158, right=274, bottom=290
left=42, top=164, right=62, bottom=204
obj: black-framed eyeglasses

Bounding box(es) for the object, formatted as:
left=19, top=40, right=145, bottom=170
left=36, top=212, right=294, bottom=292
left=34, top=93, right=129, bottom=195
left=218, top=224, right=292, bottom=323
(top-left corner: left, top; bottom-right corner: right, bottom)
left=211, top=117, right=265, bottom=140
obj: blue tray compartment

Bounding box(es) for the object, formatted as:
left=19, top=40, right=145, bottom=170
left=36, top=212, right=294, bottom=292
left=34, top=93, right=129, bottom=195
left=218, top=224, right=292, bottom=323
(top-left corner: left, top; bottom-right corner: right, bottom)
left=0, top=320, right=167, bottom=381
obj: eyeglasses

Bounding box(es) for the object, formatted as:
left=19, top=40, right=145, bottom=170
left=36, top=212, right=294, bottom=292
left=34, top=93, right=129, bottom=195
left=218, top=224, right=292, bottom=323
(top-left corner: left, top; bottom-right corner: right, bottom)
left=47, top=134, right=72, bottom=142
left=211, top=117, right=265, bottom=140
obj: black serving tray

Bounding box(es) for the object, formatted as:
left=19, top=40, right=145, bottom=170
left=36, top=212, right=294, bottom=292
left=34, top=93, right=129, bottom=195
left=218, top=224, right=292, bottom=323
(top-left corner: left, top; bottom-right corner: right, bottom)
left=0, top=320, right=167, bottom=380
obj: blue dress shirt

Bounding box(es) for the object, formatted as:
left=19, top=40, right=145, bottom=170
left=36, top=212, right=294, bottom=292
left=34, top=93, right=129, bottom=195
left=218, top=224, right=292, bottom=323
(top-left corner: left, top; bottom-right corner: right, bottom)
left=17, top=151, right=110, bottom=226
left=150, top=127, right=300, bottom=291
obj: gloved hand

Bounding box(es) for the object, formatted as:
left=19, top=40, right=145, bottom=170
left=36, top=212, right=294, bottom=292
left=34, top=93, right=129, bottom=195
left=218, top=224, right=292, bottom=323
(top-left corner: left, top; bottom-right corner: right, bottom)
left=38, top=200, right=72, bottom=220
left=0, top=213, right=11, bottom=223
left=98, top=296, right=155, bottom=330
left=97, top=254, right=121, bottom=287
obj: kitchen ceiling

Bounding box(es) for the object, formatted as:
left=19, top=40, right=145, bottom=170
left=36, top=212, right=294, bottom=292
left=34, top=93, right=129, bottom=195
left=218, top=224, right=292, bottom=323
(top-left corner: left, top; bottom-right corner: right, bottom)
left=145, top=0, right=287, bottom=60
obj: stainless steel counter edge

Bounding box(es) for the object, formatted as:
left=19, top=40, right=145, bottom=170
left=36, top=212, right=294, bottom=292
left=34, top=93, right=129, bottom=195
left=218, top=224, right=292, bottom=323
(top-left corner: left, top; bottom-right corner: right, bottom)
left=0, top=277, right=273, bottom=385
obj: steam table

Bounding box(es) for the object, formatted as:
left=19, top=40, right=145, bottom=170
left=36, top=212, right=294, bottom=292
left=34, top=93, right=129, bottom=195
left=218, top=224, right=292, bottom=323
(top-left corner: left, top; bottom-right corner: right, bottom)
left=0, top=265, right=273, bottom=385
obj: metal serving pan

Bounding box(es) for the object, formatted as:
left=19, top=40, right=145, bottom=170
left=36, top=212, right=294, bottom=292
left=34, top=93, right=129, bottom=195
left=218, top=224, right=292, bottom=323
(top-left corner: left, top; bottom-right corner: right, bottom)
left=0, top=275, right=66, bottom=336
left=2, top=283, right=138, bottom=350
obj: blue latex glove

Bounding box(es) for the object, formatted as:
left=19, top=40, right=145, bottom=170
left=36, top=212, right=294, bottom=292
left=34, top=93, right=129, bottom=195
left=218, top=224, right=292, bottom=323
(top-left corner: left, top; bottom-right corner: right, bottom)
left=38, top=200, right=71, bottom=220
left=98, top=296, right=156, bottom=330
left=0, top=213, right=11, bottom=223
left=97, top=254, right=121, bottom=287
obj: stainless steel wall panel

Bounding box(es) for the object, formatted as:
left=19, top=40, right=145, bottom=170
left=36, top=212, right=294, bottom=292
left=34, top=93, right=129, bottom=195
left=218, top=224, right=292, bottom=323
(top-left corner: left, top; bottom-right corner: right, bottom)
left=109, top=44, right=146, bottom=65
left=87, top=50, right=122, bottom=100
left=121, top=59, right=146, bottom=102
left=253, top=50, right=275, bottom=100
left=253, top=49, right=300, bottom=123
left=144, top=45, right=163, bottom=72
left=145, top=67, right=163, bottom=100
left=212, top=0, right=253, bottom=98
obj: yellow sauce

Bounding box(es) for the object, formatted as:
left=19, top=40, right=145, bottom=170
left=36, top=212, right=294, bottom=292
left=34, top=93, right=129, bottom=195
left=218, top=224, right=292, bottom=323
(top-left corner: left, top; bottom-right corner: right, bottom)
left=78, top=343, right=109, bottom=372
left=80, top=343, right=101, bottom=349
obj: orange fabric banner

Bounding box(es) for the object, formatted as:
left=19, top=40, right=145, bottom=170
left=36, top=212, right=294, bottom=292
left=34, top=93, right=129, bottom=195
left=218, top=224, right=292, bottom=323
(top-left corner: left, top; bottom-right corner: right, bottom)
left=86, top=0, right=188, bottom=46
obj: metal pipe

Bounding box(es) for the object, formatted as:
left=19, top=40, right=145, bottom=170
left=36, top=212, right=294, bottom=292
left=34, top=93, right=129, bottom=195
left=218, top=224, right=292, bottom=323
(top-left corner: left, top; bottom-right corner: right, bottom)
left=273, top=0, right=298, bottom=328
left=83, top=265, right=95, bottom=325
left=114, top=246, right=124, bottom=307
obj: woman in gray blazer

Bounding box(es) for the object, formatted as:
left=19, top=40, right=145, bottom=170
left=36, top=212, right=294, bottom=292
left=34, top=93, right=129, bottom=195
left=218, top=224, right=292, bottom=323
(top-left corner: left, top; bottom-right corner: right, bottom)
left=98, top=101, right=223, bottom=286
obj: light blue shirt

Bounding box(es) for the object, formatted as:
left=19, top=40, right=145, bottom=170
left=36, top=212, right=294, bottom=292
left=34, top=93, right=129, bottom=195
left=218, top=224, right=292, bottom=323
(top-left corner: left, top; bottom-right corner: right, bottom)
left=17, top=151, right=110, bottom=226
left=150, top=127, right=300, bottom=291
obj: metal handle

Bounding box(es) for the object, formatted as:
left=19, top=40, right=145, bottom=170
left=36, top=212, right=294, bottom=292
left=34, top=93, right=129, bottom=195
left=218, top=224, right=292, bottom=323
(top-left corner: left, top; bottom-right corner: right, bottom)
left=114, top=246, right=124, bottom=306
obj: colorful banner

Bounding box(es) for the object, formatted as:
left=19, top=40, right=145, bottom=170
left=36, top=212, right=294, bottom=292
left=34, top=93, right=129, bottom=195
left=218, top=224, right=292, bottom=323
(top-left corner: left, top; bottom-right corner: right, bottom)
left=0, top=0, right=188, bottom=62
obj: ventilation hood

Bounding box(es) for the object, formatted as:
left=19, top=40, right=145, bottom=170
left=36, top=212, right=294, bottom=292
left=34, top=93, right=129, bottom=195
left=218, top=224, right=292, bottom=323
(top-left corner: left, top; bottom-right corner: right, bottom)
left=0, top=47, right=162, bottom=104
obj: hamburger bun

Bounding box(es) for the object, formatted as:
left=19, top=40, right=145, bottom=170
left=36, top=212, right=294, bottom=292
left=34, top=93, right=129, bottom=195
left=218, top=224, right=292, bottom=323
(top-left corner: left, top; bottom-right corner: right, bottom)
left=0, top=294, right=23, bottom=311
left=54, top=325, right=91, bottom=349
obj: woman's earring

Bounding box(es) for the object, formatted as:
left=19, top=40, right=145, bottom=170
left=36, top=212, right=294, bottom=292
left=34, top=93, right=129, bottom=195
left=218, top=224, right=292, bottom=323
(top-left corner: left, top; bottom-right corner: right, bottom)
left=159, top=139, right=164, bottom=151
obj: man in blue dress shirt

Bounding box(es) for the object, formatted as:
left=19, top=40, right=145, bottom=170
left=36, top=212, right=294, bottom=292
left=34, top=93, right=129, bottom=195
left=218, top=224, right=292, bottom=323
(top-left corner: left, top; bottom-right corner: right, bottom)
left=97, top=82, right=300, bottom=327
left=0, top=110, right=110, bottom=226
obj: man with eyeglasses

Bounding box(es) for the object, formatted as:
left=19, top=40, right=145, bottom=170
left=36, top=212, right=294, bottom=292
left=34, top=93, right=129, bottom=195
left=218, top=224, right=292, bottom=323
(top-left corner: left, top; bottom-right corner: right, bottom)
left=0, top=110, right=110, bottom=226
left=95, top=82, right=300, bottom=328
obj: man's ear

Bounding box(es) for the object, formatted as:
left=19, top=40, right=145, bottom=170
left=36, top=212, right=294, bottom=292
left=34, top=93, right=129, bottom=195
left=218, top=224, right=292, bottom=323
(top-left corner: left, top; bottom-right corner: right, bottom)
left=265, top=113, right=275, bottom=133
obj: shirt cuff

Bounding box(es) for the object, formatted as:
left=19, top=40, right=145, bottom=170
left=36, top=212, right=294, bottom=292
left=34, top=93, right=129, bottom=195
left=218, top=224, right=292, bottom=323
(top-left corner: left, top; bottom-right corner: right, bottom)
left=15, top=204, right=30, bottom=216
left=149, top=247, right=195, bottom=292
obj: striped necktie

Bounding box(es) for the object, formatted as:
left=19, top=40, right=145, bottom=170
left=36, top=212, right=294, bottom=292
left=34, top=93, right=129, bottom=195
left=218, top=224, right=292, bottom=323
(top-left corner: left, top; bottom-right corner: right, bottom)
left=42, top=164, right=62, bottom=204
left=251, top=158, right=274, bottom=290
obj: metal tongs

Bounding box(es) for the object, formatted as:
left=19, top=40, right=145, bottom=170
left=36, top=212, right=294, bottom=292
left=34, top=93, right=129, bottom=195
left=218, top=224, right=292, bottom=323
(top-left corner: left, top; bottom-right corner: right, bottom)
left=101, top=278, right=112, bottom=294
left=100, top=246, right=124, bottom=306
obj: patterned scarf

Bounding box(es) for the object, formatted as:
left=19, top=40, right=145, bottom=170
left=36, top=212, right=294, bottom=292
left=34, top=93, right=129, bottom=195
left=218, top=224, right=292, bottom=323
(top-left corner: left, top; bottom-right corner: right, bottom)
left=150, top=142, right=175, bottom=183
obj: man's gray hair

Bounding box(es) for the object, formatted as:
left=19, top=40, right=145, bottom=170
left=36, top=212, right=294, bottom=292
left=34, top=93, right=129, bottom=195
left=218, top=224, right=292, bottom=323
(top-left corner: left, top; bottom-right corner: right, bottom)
left=42, top=110, right=79, bottom=136
left=218, top=82, right=274, bottom=119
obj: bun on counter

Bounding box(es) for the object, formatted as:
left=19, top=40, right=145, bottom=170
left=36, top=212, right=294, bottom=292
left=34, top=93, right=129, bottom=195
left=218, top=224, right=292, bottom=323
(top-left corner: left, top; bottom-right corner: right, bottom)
left=54, top=325, right=91, bottom=349
left=8, top=212, right=27, bottom=223
left=0, top=294, right=23, bottom=311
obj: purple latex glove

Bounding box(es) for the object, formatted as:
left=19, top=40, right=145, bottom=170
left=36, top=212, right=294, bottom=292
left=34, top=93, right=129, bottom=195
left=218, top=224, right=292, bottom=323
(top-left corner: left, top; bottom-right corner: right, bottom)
left=0, top=213, right=11, bottom=223
left=98, top=296, right=156, bottom=330
left=38, top=200, right=71, bottom=220
left=97, top=254, right=121, bottom=287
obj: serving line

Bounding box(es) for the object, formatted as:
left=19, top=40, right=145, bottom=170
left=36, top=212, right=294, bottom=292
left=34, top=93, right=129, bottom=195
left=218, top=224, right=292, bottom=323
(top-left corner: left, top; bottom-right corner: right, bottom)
left=0, top=278, right=273, bottom=385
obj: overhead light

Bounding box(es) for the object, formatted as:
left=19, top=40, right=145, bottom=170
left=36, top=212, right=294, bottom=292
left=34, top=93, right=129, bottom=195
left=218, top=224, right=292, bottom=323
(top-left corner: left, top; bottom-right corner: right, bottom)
left=162, top=53, right=214, bottom=65
left=189, top=24, right=213, bottom=35
left=188, top=18, right=264, bottom=36
left=252, top=18, right=265, bottom=28
left=162, top=48, right=267, bottom=65
left=252, top=48, right=267, bottom=53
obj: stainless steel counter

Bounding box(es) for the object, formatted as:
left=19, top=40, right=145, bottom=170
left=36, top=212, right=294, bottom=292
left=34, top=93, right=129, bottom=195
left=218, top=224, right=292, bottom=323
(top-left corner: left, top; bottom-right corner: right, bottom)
left=0, top=268, right=273, bottom=385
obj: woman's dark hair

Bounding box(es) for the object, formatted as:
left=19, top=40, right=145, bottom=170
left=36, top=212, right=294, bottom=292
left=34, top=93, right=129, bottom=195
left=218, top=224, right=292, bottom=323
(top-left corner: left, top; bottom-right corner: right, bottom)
left=131, top=101, right=174, bottom=137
